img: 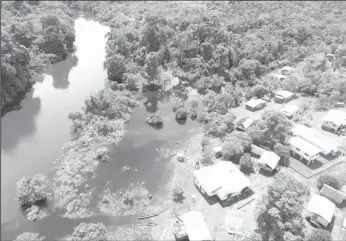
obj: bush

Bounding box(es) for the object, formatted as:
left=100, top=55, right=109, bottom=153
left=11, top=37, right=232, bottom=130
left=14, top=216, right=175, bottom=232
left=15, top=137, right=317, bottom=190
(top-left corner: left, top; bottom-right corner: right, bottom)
left=16, top=174, right=49, bottom=207
left=68, top=112, right=83, bottom=120
left=306, top=229, right=331, bottom=241
left=175, top=107, right=188, bottom=120
left=110, top=82, right=118, bottom=91
left=172, top=99, right=184, bottom=112
left=317, top=174, right=341, bottom=190
left=95, top=147, right=110, bottom=163
left=190, top=99, right=199, bottom=108
left=71, top=222, right=108, bottom=241
left=239, top=153, right=253, bottom=174
left=14, top=232, right=45, bottom=241
left=200, top=136, right=210, bottom=150
left=172, top=187, right=185, bottom=203
left=190, top=108, right=198, bottom=119
left=146, top=111, right=163, bottom=126
left=200, top=152, right=214, bottom=166
left=118, top=83, right=126, bottom=91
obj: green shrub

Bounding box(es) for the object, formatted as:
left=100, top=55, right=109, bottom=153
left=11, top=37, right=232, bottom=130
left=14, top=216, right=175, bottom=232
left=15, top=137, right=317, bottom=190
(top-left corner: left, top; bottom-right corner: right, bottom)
left=317, top=174, right=341, bottom=190
left=146, top=111, right=163, bottom=126
left=16, top=174, right=49, bottom=207
left=175, top=107, right=188, bottom=120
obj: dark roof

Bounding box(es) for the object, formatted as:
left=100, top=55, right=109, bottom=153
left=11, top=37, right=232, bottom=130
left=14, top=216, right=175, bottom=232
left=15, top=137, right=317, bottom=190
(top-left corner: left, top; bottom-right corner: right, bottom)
left=320, top=184, right=346, bottom=204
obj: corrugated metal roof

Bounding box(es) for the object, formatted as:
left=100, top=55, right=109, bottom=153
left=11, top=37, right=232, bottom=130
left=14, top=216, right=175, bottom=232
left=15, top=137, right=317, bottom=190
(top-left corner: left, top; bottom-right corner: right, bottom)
left=275, top=90, right=294, bottom=99
left=289, top=136, right=322, bottom=157
left=258, top=151, right=280, bottom=169
left=292, top=124, right=340, bottom=155
left=323, top=109, right=346, bottom=127
left=245, top=99, right=266, bottom=109
left=237, top=117, right=254, bottom=129
left=320, top=184, right=346, bottom=204
left=307, top=195, right=335, bottom=223
left=181, top=211, right=212, bottom=241
left=280, top=104, right=299, bottom=116
left=193, top=161, right=253, bottom=198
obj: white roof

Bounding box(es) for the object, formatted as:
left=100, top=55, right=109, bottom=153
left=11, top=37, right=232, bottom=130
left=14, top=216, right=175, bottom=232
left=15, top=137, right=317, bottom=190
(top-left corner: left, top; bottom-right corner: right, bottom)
left=281, top=66, right=293, bottom=72
left=238, top=117, right=254, bottom=129
left=181, top=211, right=212, bottom=241
left=292, top=124, right=340, bottom=155
left=343, top=216, right=346, bottom=228
left=269, top=73, right=287, bottom=80
left=246, top=99, right=266, bottom=108
left=307, top=195, right=335, bottom=223
left=258, top=151, right=280, bottom=169
left=323, top=109, right=346, bottom=127
left=275, top=90, right=294, bottom=99
left=289, top=136, right=322, bottom=157
left=193, top=161, right=253, bottom=197
left=213, top=146, right=222, bottom=153
left=281, top=104, right=299, bottom=116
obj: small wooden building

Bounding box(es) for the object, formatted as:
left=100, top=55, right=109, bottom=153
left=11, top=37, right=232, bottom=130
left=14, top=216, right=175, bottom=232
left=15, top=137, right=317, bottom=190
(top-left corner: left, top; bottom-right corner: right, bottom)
left=306, top=195, right=336, bottom=229
left=320, top=184, right=346, bottom=205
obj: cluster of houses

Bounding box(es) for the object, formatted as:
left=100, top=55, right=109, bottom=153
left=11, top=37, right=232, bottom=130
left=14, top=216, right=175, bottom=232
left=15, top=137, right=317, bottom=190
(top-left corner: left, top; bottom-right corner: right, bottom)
left=171, top=65, right=346, bottom=240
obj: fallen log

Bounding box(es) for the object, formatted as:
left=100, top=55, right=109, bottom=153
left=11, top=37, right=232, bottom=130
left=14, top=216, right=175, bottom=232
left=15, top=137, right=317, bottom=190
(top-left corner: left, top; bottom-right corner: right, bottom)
left=138, top=211, right=161, bottom=220
left=237, top=197, right=255, bottom=210
left=173, top=212, right=183, bottom=222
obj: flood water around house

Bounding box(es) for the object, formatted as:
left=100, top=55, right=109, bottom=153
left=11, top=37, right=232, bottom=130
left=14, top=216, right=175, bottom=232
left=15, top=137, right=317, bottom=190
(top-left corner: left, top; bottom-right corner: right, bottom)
left=1, top=11, right=199, bottom=241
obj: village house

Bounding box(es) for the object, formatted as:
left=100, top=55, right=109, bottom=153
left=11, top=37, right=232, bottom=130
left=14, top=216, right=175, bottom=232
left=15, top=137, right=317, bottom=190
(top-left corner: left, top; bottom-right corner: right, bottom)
left=250, top=144, right=281, bottom=173
left=173, top=211, right=212, bottom=241
left=320, top=184, right=346, bottom=205
left=281, top=66, right=293, bottom=75
left=306, top=194, right=336, bottom=229
left=288, top=136, right=322, bottom=165
left=322, top=109, right=346, bottom=134
left=257, top=150, right=281, bottom=173
left=291, top=124, right=340, bottom=158
left=236, top=117, right=255, bottom=132
left=274, top=90, right=294, bottom=103
left=193, top=161, right=253, bottom=201
left=280, top=104, right=299, bottom=119
left=245, top=99, right=267, bottom=111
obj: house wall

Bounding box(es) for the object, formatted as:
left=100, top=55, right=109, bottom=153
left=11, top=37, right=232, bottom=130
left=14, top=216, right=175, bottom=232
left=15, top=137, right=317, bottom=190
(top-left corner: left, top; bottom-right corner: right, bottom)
left=322, top=120, right=341, bottom=132
left=290, top=145, right=319, bottom=162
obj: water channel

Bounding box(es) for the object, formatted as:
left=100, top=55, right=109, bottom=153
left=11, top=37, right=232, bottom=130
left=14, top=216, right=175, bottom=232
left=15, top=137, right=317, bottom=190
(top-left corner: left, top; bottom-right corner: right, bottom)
left=1, top=11, right=199, bottom=240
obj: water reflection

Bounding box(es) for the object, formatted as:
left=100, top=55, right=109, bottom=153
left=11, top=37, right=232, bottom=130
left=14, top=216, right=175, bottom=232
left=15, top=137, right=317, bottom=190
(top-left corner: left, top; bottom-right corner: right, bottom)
left=46, top=53, right=79, bottom=89
left=1, top=90, right=41, bottom=152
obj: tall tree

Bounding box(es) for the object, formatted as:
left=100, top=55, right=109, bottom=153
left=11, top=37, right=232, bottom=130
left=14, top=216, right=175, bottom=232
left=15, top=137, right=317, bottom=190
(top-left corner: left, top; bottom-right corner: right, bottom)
left=257, top=173, right=310, bottom=241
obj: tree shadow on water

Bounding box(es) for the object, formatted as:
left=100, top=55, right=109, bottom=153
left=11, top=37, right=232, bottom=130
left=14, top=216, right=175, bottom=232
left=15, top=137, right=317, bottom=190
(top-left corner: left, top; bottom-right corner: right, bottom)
left=1, top=90, right=41, bottom=151
left=47, top=53, right=79, bottom=89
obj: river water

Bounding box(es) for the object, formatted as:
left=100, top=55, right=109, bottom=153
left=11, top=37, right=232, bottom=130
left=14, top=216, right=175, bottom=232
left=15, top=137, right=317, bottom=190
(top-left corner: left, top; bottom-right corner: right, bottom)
left=1, top=11, right=199, bottom=241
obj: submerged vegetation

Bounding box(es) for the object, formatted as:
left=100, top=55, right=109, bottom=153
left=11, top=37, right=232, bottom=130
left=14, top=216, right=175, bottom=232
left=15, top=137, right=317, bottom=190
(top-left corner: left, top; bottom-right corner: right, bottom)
left=1, top=1, right=76, bottom=115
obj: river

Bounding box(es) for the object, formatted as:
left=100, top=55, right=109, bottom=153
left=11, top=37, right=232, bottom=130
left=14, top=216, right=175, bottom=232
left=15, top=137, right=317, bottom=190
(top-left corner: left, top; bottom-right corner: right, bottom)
left=1, top=11, right=199, bottom=241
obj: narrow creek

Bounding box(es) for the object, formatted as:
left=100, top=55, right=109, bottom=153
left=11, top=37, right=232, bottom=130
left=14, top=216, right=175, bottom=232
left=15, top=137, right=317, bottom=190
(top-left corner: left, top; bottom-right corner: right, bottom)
left=1, top=11, right=200, bottom=241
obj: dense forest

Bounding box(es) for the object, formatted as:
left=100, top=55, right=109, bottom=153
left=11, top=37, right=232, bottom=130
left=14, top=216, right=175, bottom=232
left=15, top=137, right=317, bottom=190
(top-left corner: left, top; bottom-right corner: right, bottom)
left=68, top=1, right=346, bottom=108
left=1, top=1, right=76, bottom=115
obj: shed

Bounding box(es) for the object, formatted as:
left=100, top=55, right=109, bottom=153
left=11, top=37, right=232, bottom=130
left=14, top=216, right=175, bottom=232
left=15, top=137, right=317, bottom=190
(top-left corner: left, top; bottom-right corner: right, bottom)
left=274, top=90, right=294, bottom=103
left=180, top=211, right=212, bottom=241
left=320, top=184, right=346, bottom=205
left=245, top=99, right=267, bottom=111
left=288, top=136, right=322, bottom=165
left=322, top=109, right=346, bottom=133
left=236, top=117, right=254, bottom=131
left=292, top=124, right=340, bottom=157
left=281, top=66, right=293, bottom=75
left=280, top=104, right=299, bottom=118
left=257, top=151, right=281, bottom=172
left=173, top=222, right=188, bottom=240
left=193, top=161, right=253, bottom=201
left=306, top=195, right=335, bottom=228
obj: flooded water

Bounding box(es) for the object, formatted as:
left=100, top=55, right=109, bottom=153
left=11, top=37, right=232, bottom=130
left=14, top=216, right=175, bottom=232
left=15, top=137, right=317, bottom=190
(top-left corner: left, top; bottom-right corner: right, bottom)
left=1, top=11, right=200, bottom=241
left=1, top=11, right=109, bottom=239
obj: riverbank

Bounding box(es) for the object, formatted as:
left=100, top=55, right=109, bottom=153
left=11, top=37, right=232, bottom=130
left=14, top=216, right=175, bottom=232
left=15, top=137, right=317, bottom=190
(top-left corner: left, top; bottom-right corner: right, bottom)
left=1, top=1, right=76, bottom=115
